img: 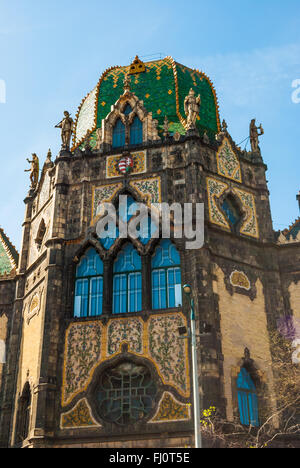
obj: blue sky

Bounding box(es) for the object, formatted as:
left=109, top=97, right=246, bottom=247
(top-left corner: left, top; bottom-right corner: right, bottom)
left=0, top=0, right=299, bottom=249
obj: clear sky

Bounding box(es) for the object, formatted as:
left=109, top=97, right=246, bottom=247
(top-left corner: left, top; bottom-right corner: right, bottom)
left=0, top=0, right=299, bottom=250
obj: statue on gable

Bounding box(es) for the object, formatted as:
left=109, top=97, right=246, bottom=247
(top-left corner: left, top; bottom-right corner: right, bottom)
left=250, top=119, right=264, bottom=153
left=25, top=153, right=39, bottom=189
left=55, top=110, right=74, bottom=151
left=184, top=88, right=201, bottom=130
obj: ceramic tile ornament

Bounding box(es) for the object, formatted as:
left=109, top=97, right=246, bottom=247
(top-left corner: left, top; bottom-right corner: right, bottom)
left=129, top=176, right=161, bottom=206
left=217, top=138, right=242, bottom=182
left=60, top=399, right=99, bottom=429
left=75, top=86, right=98, bottom=146
left=233, top=187, right=259, bottom=239
left=106, top=151, right=147, bottom=178
left=91, top=183, right=123, bottom=224
left=206, top=177, right=230, bottom=229
left=150, top=392, right=191, bottom=423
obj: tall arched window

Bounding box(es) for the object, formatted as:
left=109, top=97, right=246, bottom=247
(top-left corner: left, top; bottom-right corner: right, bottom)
left=17, top=383, right=31, bottom=443
left=112, top=118, right=125, bottom=148
left=237, top=367, right=260, bottom=427
left=74, top=248, right=103, bottom=317
left=151, top=240, right=182, bottom=310
left=113, top=244, right=142, bottom=314
left=130, top=116, right=143, bottom=145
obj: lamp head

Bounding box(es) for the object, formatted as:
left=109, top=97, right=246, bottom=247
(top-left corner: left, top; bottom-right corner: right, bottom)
left=183, top=284, right=192, bottom=296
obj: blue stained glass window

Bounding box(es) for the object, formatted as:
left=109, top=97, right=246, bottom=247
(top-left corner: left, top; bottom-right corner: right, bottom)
left=113, top=244, right=142, bottom=314
left=74, top=248, right=103, bottom=317
left=112, top=118, right=125, bottom=148
left=151, top=240, right=182, bottom=309
left=237, top=368, right=260, bottom=427
left=222, top=196, right=241, bottom=227
left=123, top=104, right=132, bottom=115
left=130, top=116, right=143, bottom=145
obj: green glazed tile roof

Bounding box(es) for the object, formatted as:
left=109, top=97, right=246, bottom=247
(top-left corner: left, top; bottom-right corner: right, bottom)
left=72, top=56, right=221, bottom=149
left=283, top=217, right=300, bottom=241
left=0, top=228, right=19, bottom=277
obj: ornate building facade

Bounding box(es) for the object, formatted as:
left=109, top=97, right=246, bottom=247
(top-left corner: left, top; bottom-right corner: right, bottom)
left=0, top=56, right=299, bottom=448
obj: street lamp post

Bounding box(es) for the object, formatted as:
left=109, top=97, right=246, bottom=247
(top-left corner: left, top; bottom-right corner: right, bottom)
left=182, top=284, right=202, bottom=449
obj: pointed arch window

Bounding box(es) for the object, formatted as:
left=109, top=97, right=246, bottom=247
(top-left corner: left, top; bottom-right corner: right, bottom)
left=112, top=118, right=125, bottom=148
left=237, top=367, right=260, bottom=427
left=17, top=383, right=31, bottom=443
left=130, top=116, right=143, bottom=145
left=222, top=194, right=242, bottom=229
left=113, top=244, right=142, bottom=314
left=74, top=248, right=103, bottom=317
left=151, top=240, right=182, bottom=310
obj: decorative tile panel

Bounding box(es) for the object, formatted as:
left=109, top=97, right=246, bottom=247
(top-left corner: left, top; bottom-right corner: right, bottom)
left=106, top=317, right=144, bottom=356
left=232, top=187, right=259, bottom=239
left=91, top=183, right=123, bottom=224
left=129, top=176, right=161, bottom=206
left=75, top=86, right=98, bottom=145
left=60, top=399, right=99, bottom=429
left=61, top=312, right=190, bottom=408
left=106, top=151, right=147, bottom=179
left=217, top=138, right=242, bottom=182
left=62, top=322, right=103, bottom=406
left=230, top=271, right=251, bottom=290
left=149, top=392, right=191, bottom=423
left=148, top=313, right=189, bottom=397
left=206, top=177, right=230, bottom=229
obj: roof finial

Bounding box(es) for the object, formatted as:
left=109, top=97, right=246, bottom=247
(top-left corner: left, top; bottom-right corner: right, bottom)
left=123, top=73, right=131, bottom=92
left=297, top=191, right=300, bottom=213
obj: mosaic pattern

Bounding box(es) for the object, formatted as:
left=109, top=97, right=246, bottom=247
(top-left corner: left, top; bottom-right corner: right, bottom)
left=75, top=86, right=98, bottom=145
left=217, top=138, right=242, bottom=182
left=72, top=57, right=221, bottom=149
left=206, top=177, right=230, bottom=229
left=92, top=183, right=123, bottom=224
left=62, top=322, right=102, bottom=406
left=230, top=271, right=251, bottom=290
left=148, top=313, right=189, bottom=396
left=106, top=151, right=146, bottom=178
left=107, top=317, right=144, bottom=356
left=233, top=187, right=259, bottom=239
left=61, top=399, right=99, bottom=429
left=129, top=177, right=161, bottom=206
left=150, top=392, right=190, bottom=423
left=206, top=177, right=259, bottom=239
left=62, top=312, right=190, bottom=408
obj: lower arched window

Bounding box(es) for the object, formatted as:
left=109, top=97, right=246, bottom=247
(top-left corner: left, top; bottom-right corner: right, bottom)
left=17, top=383, right=31, bottom=443
left=151, top=240, right=182, bottom=310
left=74, top=248, right=103, bottom=317
left=113, top=244, right=142, bottom=314
left=237, top=367, right=260, bottom=427
left=95, top=361, right=157, bottom=425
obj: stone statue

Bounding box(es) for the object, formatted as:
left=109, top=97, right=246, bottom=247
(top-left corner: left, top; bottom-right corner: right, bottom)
left=163, top=116, right=169, bottom=138
left=55, top=111, right=74, bottom=150
left=222, top=119, right=228, bottom=132
left=250, top=119, right=264, bottom=153
left=25, top=153, right=39, bottom=188
left=184, top=88, right=201, bottom=130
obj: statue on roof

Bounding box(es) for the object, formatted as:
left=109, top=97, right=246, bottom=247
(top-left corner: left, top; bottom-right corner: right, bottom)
left=184, top=88, right=201, bottom=130
left=25, top=153, right=39, bottom=189
left=55, top=111, right=74, bottom=151
left=249, top=119, right=264, bottom=153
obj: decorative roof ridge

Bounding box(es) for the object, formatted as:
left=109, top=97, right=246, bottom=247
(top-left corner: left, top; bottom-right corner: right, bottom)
left=167, top=56, right=221, bottom=133
left=0, top=228, right=19, bottom=271
left=72, top=64, right=124, bottom=151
